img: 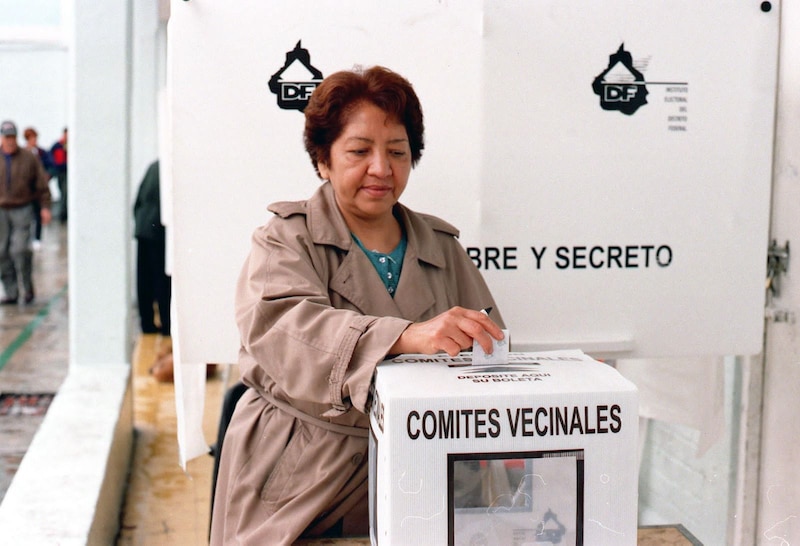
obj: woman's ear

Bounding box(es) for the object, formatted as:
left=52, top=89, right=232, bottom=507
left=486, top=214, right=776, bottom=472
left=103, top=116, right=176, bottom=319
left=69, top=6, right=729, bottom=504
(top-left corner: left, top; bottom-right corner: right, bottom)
left=317, top=161, right=330, bottom=180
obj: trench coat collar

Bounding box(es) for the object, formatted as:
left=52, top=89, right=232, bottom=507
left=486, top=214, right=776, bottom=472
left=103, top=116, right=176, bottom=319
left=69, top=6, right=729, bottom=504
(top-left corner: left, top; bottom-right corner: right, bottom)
left=301, top=182, right=453, bottom=319
left=306, top=181, right=451, bottom=270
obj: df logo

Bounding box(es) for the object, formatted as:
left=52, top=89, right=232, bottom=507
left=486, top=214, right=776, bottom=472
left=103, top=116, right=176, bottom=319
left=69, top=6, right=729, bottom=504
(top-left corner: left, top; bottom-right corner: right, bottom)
left=592, top=43, right=648, bottom=116
left=268, top=41, right=323, bottom=112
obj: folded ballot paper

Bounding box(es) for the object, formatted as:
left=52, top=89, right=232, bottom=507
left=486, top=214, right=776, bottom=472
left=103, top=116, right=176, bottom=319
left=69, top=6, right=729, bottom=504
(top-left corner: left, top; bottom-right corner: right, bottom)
left=369, top=350, right=639, bottom=546
left=471, top=329, right=510, bottom=365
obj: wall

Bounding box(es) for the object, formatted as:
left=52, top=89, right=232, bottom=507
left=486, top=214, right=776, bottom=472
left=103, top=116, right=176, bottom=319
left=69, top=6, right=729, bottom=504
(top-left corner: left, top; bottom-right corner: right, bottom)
left=637, top=2, right=800, bottom=544
left=0, top=0, right=68, bottom=149
left=759, top=0, right=800, bottom=543
left=68, top=0, right=134, bottom=366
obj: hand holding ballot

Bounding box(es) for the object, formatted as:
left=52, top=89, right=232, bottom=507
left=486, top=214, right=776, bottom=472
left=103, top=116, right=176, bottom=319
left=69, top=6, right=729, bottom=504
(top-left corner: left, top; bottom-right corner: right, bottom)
left=389, top=306, right=505, bottom=357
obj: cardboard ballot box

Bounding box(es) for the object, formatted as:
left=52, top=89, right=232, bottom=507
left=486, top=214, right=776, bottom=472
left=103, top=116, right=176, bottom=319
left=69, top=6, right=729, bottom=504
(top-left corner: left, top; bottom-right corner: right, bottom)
left=368, top=351, right=639, bottom=546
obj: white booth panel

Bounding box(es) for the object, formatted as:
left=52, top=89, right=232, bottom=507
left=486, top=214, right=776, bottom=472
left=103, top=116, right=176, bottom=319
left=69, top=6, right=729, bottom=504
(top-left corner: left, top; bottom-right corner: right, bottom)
left=167, top=0, right=778, bottom=363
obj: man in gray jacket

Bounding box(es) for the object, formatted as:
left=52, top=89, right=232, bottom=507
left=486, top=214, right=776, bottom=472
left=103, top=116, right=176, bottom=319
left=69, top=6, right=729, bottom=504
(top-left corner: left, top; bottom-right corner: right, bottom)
left=0, top=120, right=52, bottom=304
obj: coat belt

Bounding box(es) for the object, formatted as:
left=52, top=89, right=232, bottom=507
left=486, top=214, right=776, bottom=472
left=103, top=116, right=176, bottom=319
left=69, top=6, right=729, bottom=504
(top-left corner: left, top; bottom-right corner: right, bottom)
left=256, top=387, right=370, bottom=438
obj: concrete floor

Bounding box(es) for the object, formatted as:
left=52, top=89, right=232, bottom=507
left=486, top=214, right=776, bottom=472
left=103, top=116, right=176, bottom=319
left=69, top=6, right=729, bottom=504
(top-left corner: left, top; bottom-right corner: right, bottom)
left=0, top=220, right=701, bottom=545
left=116, top=333, right=227, bottom=545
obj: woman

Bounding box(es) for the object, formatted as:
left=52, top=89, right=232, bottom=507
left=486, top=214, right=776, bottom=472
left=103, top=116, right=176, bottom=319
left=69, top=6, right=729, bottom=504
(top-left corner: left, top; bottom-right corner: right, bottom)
left=211, top=66, right=505, bottom=545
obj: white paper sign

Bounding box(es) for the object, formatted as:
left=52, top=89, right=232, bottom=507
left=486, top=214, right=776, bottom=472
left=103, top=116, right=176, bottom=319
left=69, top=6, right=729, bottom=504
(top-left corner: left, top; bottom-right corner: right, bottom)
left=167, top=0, right=778, bottom=362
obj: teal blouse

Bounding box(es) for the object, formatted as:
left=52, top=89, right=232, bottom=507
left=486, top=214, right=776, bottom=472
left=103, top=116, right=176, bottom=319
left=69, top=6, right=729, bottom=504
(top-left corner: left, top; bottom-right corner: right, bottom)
left=351, top=233, right=407, bottom=297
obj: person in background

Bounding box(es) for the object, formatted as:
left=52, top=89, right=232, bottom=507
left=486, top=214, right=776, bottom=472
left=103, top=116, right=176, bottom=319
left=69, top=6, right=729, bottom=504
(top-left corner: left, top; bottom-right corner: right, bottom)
left=133, top=159, right=171, bottom=336
left=23, top=127, right=53, bottom=249
left=0, top=120, right=52, bottom=304
left=49, top=127, right=67, bottom=223
left=210, top=66, right=505, bottom=544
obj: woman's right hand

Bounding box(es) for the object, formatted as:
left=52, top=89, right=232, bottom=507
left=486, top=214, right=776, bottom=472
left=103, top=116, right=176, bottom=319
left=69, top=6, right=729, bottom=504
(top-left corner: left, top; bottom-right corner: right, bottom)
left=389, top=306, right=504, bottom=357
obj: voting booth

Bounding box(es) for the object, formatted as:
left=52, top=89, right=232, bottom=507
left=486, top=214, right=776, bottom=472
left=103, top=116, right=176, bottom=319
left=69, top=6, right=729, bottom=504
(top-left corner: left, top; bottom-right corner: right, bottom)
left=167, top=1, right=779, bottom=367
left=165, top=1, right=780, bottom=538
left=369, top=352, right=638, bottom=545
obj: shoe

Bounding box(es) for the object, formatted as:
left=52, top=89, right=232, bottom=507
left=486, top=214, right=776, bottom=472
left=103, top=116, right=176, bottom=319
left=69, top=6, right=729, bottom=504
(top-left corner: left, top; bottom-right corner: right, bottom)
left=24, top=292, right=34, bottom=304
left=32, top=240, right=42, bottom=251
left=1, top=297, right=18, bottom=305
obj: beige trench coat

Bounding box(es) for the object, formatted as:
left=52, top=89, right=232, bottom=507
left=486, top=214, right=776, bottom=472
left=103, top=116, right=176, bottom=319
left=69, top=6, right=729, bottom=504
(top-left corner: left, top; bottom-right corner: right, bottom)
left=211, top=182, right=503, bottom=545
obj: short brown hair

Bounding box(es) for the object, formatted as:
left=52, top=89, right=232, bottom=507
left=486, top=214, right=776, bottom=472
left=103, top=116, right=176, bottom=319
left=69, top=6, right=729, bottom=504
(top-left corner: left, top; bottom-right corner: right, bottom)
left=23, top=127, right=37, bottom=140
left=304, top=66, right=424, bottom=177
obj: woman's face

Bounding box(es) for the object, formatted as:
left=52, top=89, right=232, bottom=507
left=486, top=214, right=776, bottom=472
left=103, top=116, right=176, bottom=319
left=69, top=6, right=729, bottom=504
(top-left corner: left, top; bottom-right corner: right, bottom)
left=318, top=101, right=412, bottom=227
